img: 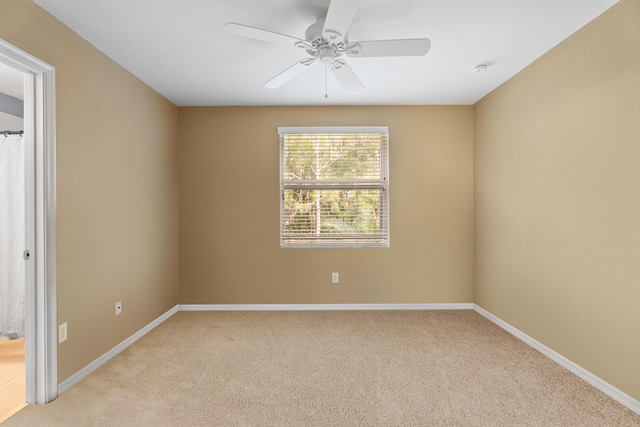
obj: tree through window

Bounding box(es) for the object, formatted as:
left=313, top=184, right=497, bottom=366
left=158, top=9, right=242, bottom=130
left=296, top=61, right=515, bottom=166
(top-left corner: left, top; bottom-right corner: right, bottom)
left=279, top=126, right=389, bottom=248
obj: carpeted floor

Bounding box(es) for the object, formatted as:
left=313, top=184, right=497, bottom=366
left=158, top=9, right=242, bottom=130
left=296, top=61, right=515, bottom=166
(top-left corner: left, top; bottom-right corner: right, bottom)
left=4, top=310, right=640, bottom=426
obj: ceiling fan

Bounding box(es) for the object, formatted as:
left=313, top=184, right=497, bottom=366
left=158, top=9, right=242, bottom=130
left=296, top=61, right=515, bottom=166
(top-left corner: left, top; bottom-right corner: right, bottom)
left=224, top=0, right=431, bottom=96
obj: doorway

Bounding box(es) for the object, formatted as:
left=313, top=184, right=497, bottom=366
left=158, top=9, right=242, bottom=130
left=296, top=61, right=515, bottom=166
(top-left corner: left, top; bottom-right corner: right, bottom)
left=0, top=38, right=57, bottom=409
left=0, top=61, right=27, bottom=422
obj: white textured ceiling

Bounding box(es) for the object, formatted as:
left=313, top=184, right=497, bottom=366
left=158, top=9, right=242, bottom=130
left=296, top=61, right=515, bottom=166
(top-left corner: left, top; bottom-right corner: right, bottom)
left=33, top=0, right=619, bottom=106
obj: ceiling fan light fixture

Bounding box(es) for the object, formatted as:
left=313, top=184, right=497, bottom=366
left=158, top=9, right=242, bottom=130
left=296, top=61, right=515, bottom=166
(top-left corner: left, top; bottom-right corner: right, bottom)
left=319, top=45, right=337, bottom=63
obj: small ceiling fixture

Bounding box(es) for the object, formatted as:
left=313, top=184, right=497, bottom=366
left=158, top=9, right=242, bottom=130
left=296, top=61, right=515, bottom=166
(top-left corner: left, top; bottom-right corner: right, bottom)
left=471, top=64, right=488, bottom=74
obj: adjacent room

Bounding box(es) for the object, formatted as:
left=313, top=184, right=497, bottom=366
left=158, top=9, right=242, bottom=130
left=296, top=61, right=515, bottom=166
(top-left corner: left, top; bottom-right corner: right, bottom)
left=0, top=0, right=638, bottom=424
left=0, top=62, right=27, bottom=424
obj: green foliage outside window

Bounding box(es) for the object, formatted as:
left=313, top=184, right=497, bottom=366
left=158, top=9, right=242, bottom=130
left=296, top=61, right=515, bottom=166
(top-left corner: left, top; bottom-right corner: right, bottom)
left=281, top=132, right=387, bottom=245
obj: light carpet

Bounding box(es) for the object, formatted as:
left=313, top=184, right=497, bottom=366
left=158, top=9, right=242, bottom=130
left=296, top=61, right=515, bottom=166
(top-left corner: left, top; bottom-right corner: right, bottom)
left=5, top=311, right=640, bottom=426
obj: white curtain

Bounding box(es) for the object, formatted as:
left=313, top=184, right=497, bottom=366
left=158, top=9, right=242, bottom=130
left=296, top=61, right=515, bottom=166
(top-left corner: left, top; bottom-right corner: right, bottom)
left=0, top=134, right=25, bottom=337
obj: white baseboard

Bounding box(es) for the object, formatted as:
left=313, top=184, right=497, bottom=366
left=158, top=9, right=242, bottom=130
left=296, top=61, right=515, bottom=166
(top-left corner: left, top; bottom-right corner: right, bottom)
left=179, top=303, right=475, bottom=311
left=58, top=304, right=179, bottom=395
left=473, top=304, right=640, bottom=415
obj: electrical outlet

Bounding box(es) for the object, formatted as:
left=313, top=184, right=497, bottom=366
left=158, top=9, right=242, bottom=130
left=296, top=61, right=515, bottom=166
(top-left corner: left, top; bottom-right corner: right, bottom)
left=115, top=300, right=122, bottom=316
left=332, top=272, right=339, bottom=284
left=58, top=322, right=67, bottom=343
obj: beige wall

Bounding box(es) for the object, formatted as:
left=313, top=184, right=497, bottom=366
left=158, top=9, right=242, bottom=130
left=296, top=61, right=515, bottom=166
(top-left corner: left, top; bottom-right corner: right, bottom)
left=179, top=106, right=474, bottom=304
left=0, top=0, right=180, bottom=382
left=474, top=0, right=640, bottom=401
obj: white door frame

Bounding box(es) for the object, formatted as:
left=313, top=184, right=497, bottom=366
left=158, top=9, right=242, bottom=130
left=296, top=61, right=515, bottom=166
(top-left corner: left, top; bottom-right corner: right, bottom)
left=0, top=39, right=57, bottom=404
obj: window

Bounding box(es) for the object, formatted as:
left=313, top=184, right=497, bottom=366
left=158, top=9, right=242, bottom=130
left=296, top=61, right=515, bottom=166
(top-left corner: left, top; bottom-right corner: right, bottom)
left=279, top=126, right=389, bottom=248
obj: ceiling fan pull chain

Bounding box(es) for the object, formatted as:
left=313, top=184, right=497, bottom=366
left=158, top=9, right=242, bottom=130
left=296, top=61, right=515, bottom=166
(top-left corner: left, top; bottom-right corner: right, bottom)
left=324, top=64, right=329, bottom=98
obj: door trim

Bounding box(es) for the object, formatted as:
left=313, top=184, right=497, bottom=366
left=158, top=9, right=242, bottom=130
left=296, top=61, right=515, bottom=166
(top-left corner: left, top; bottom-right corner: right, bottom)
left=0, top=39, right=57, bottom=404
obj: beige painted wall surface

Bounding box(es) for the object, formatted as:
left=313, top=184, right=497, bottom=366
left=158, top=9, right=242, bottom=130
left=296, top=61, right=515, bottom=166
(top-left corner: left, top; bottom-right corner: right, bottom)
left=0, top=0, right=180, bottom=382
left=179, top=106, right=473, bottom=305
left=474, top=0, right=640, bottom=400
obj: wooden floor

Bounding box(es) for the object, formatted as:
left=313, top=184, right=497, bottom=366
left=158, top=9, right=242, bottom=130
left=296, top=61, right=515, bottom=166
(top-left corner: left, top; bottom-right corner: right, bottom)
left=0, top=338, right=27, bottom=423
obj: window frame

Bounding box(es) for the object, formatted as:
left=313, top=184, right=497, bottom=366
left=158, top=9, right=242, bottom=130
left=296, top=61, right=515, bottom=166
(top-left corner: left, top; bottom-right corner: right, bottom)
left=278, top=126, right=390, bottom=248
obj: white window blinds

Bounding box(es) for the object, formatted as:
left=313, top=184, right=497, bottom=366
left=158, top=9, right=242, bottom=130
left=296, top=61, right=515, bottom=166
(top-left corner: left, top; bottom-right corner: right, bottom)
left=279, top=126, right=389, bottom=248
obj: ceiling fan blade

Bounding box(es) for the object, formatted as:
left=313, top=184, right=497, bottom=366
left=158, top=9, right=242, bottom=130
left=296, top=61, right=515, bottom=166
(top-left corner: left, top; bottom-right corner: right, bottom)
left=322, top=0, right=361, bottom=42
left=264, top=59, right=318, bottom=88
left=331, top=61, right=364, bottom=94
left=224, top=23, right=302, bottom=46
left=347, top=38, right=431, bottom=58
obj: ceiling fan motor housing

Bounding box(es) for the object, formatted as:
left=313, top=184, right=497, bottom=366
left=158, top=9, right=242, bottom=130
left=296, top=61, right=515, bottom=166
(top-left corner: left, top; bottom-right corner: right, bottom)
left=305, top=18, right=347, bottom=58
